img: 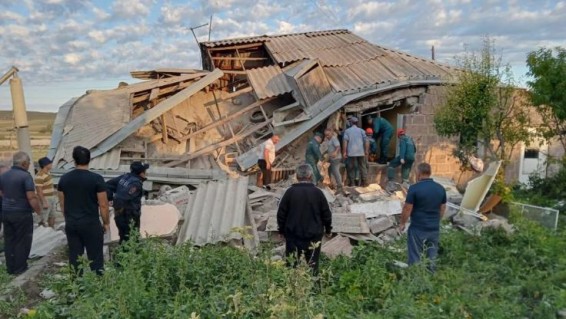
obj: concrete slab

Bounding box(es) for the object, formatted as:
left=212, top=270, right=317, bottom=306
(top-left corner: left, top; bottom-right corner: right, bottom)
left=350, top=200, right=403, bottom=218
left=368, top=216, right=394, bottom=234
left=266, top=212, right=370, bottom=234
left=158, top=186, right=191, bottom=214
left=322, top=235, right=353, bottom=259
left=108, top=203, right=182, bottom=243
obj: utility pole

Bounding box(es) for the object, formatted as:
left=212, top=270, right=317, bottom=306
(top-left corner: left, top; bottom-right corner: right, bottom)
left=431, top=45, right=436, bottom=61
left=1, top=66, right=34, bottom=177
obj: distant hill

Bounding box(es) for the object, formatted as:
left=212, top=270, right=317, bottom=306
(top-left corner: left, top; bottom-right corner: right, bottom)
left=0, top=110, right=56, bottom=121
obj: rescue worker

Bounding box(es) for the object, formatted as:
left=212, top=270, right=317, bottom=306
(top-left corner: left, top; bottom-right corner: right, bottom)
left=365, top=128, right=378, bottom=161
left=371, top=116, right=394, bottom=164
left=257, top=135, right=280, bottom=188
left=106, top=162, right=149, bottom=244
left=387, top=129, right=416, bottom=187
left=342, top=116, right=369, bottom=187
left=305, top=132, right=323, bottom=184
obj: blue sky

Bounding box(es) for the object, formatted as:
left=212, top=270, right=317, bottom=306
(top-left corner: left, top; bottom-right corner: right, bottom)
left=0, top=0, right=564, bottom=112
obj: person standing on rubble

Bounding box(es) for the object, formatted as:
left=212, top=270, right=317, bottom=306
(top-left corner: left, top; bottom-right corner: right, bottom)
left=399, top=162, right=446, bottom=273
left=370, top=116, right=394, bottom=164
left=277, top=164, right=332, bottom=276
left=0, top=152, right=42, bottom=275
left=342, top=116, right=369, bottom=187
left=387, top=128, right=416, bottom=189
left=58, top=146, right=110, bottom=275
left=257, top=135, right=280, bottom=188
left=305, top=132, right=324, bottom=185
left=35, top=157, right=58, bottom=228
left=106, top=162, right=149, bottom=244
left=324, top=128, right=343, bottom=193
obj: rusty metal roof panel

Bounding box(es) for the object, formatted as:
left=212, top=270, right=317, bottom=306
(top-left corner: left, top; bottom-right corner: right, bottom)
left=201, top=35, right=269, bottom=48
left=176, top=177, right=249, bottom=246
left=246, top=65, right=292, bottom=100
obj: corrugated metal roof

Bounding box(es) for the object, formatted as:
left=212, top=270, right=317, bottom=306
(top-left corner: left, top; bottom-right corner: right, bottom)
left=176, top=177, right=249, bottom=246
left=130, top=68, right=206, bottom=80
left=204, top=29, right=456, bottom=93
left=89, top=148, right=121, bottom=170
left=246, top=65, right=292, bottom=100
left=47, top=97, right=77, bottom=160
left=52, top=89, right=131, bottom=166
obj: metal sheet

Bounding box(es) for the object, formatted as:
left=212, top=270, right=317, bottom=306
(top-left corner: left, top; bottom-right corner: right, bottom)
left=176, top=177, right=249, bottom=246
left=30, top=226, right=67, bottom=258
left=88, top=148, right=121, bottom=170
left=47, top=97, right=78, bottom=160
left=246, top=65, right=292, bottom=100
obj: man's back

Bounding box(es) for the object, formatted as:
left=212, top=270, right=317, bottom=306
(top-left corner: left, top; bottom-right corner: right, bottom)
left=406, top=178, right=446, bottom=231
left=343, top=125, right=366, bottom=157
left=0, top=167, right=34, bottom=213
left=277, top=183, right=332, bottom=239
left=58, top=169, right=105, bottom=224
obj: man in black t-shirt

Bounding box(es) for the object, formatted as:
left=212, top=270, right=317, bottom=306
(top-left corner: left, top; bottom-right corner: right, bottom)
left=58, top=146, right=110, bottom=275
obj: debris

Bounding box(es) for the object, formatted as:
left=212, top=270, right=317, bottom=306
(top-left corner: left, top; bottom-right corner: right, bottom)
left=272, top=245, right=286, bottom=257
left=53, top=262, right=67, bottom=267
left=340, top=233, right=383, bottom=243
left=393, top=260, right=409, bottom=268
left=353, top=183, right=383, bottom=194
left=460, top=160, right=502, bottom=213
left=40, top=289, right=56, bottom=299
left=322, top=235, right=353, bottom=259
left=109, top=203, right=181, bottom=243
left=480, top=218, right=514, bottom=235
left=349, top=200, right=403, bottom=218
left=359, top=190, right=388, bottom=202
left=30, top=226, right=67, bottom=259
left=432, top=176, right=463, bottom=204
left=367, top=216, right=395, bottom=234
left=158, top=186, right=191, bottom=214
left=319, top=186, right=336, bottom=204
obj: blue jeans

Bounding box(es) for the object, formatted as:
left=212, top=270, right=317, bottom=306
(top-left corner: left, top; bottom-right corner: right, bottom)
left=407, top=226, right=439, bottom=272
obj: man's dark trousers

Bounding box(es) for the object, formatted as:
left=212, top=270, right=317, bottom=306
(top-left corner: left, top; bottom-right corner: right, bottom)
left=65, top=221, right=104, bottom=275
left=3, top=213, right=33, bottom=275
left=285, top=236, right=323, bottom=276
left=257, top=159, right=272, bottom=186
left=407, top=226, right=439, bottom=273
left=115, top=210, right=141, bottom=243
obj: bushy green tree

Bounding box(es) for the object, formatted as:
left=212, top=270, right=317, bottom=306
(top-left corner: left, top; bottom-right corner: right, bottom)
left=434, top=37, right=532, bottom=169
left=526, top=47, right=566, bottom=151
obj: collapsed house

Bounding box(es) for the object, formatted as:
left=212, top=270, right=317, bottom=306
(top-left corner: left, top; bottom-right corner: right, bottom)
left=48, top=29, right=462, bottom=188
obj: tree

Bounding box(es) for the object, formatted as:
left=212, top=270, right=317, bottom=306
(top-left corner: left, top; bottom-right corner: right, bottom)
left=526, top=47, right=566, bottom=151
left=434, top=37, right=532, bottom=172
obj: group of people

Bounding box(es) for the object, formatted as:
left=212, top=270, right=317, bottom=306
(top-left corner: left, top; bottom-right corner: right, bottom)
left=277, top=161, right=446, bottom=275
left=0, top=147, right=149, bottom=276
left=257, top=114, right=417, bottom=192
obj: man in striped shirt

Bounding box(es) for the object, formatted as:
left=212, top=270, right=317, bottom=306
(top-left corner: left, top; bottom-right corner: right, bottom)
left=35, top=157, right=58, bottom=228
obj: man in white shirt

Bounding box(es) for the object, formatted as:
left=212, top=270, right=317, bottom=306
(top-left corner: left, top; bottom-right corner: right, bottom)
left=257, top=135, right=280, bottom=187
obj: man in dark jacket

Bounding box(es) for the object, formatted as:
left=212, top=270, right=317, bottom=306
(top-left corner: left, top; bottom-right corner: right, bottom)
left=106, top=162, right=149, bottom=243
left=277, top=164, right=332, bottom=276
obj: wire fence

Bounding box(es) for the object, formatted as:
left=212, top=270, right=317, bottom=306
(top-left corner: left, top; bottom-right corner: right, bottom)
left=509, top=202, right=560, bottom=230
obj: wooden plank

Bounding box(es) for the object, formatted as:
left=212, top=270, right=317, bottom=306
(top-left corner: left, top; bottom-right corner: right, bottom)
left=149, top=88, right=160, bottom=101
left=161, top=115, right=168, bottom=144
left=208, top=43, right=264, bottom=51
left=126, top=73, right=207, bottom=94
left=177, top=96, right=277, bottom=142
left=222, top=70, right=247, bottom=75
left=164, top=120, right=272, bottom=167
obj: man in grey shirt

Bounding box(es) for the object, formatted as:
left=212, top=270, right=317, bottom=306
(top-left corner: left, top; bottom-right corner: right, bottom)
left=342, top=117, right=369, bottom=187
left=324, top=128, right=343, bottom=192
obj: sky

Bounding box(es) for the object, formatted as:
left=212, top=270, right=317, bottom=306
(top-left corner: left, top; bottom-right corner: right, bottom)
left=0, top=0, right=564, bottom=112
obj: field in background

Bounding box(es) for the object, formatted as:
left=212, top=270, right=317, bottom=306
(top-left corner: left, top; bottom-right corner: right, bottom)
left=0, top=110, right=56, bottom=162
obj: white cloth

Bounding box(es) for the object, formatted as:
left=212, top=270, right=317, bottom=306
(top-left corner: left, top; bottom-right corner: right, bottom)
left=258, top=139, right=276, bottom=164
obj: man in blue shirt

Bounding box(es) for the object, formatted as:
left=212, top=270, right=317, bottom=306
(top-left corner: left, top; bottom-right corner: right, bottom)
left=399, top=163, right=446, bottom=272
left=342, top=116, right=369, bottom=187
left=0, top=152, right=42, bottom=274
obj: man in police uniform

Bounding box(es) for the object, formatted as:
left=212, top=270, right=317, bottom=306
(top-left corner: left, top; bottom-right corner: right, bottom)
left=106, top=162, right=149, bottom=243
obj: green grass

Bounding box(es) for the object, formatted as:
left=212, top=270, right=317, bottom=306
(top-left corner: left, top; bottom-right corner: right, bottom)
left=26, top=213, right=565, bottom=319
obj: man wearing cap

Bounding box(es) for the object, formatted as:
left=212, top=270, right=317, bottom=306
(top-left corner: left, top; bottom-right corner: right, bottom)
left=35, top=157, right=58, bottom=228
left=342, top=116, right=369, bottom=187
left=106, top=161, right=149, bottom=243
left=387, top=129, right=416, bottom=187
left=0, top=152, right=42, bottom=275
left=305, top=132, right=324, bottom=184
left=365, top=128, right=378, bottom=161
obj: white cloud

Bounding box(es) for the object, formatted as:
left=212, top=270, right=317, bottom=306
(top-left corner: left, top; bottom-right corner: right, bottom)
left=63, top=53, right=82, bottom=65
left=112, top=0, right=153, bottom=18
